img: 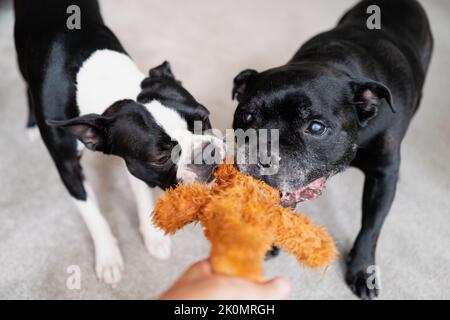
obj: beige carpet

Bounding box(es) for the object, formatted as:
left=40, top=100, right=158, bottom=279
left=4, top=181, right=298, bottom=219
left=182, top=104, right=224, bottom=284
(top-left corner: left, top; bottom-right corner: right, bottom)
left=0, top=0, right=449, bottom=299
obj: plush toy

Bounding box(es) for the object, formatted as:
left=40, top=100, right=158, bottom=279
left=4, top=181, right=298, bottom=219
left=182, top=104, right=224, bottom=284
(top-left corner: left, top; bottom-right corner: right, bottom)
left=152, top=164, right=337, bottom=281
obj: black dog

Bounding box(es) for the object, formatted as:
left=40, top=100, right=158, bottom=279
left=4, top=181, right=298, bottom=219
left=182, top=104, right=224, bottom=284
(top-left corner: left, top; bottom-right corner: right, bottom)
left=231, top=0, right=432, bottom=299
left=14, top=0, right=223, bottom=285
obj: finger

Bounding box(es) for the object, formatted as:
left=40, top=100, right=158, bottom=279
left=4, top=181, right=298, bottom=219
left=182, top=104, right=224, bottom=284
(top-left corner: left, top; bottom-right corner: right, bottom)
left=257, top=277, right=291, bottom=300
left=179, top=260, right=212, bottom=283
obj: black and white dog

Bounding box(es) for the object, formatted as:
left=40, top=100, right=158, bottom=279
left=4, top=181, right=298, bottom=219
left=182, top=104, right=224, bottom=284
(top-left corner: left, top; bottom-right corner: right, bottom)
left=231, top=0, right=432, bottom=299
left=14, top=0, right=223, bottom=285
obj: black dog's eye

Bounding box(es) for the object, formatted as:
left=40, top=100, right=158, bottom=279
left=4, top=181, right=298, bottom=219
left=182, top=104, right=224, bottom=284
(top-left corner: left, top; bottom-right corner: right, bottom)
left=242, top=112, right=254, bottom=124
left=305, top=121, right=327, bottom=136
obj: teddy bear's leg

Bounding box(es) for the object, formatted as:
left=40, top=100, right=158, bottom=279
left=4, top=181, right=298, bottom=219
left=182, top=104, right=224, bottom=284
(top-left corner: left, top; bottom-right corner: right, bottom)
left=274, top=209, right=337, bottom=268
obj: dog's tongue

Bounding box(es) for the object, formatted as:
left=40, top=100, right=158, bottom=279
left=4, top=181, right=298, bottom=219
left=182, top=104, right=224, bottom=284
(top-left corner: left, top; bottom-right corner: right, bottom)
left=281, top=177, right=327, bottom=208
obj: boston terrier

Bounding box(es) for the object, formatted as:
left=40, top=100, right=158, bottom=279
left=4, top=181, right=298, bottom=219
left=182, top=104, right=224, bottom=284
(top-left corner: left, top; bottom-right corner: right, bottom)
left=231, top=0, right=433, bottom=299
left=14, top=0, right=223, bottom=285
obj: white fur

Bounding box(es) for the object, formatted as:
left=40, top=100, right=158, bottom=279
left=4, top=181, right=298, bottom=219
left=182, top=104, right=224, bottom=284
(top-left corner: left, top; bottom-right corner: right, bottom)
left=144, top=100, right=226, bottom=183
left=76, top=141, right=85, bottom=154
left=127, top=173, right=170, bottom=260
left=26, top=127, right=40, bottom=142
left=73, top=50, right=225, bottom=275
left=76, top=49, right=145, bottom=116
left=74, top=50, right=176, bottom=266
left=72, top=183, right=124, bottom=286
left=144, top=100, right=188, bottom=140
left=76, top=50, right=225, bottom=183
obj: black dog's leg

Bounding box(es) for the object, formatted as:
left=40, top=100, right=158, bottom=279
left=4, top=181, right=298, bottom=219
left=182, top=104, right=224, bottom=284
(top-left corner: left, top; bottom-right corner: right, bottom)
left=347, top=148, right=400, bottom=300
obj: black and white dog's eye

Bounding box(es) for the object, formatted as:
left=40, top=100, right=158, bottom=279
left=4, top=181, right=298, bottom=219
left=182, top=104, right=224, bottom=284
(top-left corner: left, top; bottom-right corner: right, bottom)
left=305, top=121, right=327, bottom=136
left=152, top=154, right=170, bottom=165
left=242, top=112, right=254, bottom=124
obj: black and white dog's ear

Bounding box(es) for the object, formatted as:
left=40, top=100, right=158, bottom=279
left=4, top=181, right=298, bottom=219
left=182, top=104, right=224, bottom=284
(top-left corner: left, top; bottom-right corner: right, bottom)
left=149, top=61, right=175, bottom=79
left=232, top=69, right=258, bottom=102
left=46, top=114, right=110, bottom=152
left=350, top=80, right=395, bottom=127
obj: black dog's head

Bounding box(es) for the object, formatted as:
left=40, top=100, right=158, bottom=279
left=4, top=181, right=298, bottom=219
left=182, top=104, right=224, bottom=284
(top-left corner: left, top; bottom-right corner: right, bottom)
left=232, top=64, right=394, bottom=207
left=48, top=61, right=224, bottom=189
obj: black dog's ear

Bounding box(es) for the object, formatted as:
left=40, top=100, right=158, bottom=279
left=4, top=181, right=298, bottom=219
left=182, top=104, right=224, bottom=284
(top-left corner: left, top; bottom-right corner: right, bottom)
left=350, top=80, right=395, bottom=127
left=149, top=61, right=175, bottom=79
left=232, top=69, right=258, bottom=102
left=46, top=114, right=111, bottom=152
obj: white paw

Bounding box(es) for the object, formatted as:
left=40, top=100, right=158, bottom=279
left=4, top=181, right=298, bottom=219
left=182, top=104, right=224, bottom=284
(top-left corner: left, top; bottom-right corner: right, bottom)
left=95, top=240, right=124, bottom=287
left=142, top=231, right=171, bottom=260
left=26, top=127, right=40, bottom=142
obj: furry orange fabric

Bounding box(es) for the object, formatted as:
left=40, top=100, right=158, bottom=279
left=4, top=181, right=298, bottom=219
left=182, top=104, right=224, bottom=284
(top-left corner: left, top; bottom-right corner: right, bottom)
left=152, top=164, right=337, bottom=281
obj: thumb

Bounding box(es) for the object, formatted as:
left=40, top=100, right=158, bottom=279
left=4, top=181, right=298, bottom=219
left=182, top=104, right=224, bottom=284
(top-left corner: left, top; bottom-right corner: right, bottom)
left=179, top=260, right=212, bottom=283
left=257, top=277, right=291, bottom=300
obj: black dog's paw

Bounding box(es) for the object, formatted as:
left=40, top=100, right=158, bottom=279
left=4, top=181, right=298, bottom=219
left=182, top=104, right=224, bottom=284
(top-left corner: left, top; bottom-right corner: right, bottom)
left=345, top=268, right=380, bottom=300
left=265, top=246, right=280, bottom=260
left=346, top=253, right=381, bottom=300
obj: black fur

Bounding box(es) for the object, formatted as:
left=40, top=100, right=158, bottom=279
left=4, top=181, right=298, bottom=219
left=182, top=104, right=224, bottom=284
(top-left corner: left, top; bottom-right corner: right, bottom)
left=14, top=0, right=213, bottom=195
left=231, top=0, right=433, bottom=299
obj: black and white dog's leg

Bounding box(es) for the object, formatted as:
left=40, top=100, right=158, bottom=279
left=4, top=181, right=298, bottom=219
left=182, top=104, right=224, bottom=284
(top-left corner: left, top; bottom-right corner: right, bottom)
left=127, top=173, right=171, bottom=260
left=25, top=87, right=40, bottom=142
left=346, top=148, right=400, bottom=300
left=72, top=181, right=124, bottom=285
left=41, top=124, right=124, bottom=285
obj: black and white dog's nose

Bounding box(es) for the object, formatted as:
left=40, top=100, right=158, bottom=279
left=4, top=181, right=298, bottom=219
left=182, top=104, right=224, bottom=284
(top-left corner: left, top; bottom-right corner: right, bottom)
left=187, top=141, right=224, bottom=183
left=187, top=163, right=218, bottom=183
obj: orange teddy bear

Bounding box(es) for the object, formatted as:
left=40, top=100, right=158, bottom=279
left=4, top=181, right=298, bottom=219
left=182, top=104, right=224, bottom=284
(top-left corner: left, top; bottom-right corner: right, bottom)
left=152, top=164, right=337, bottom=282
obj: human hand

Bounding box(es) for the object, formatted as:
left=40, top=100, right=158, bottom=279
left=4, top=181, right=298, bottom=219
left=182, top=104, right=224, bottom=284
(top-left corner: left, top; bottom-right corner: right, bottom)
left=158, top=260, right=291, bottom=300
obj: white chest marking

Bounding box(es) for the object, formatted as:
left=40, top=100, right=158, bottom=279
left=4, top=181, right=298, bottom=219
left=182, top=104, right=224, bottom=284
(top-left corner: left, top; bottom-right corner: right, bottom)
left=76, top=49, right=146, bottom=116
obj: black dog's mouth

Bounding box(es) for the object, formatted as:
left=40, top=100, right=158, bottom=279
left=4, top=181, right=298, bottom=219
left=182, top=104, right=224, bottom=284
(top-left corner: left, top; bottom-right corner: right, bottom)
left=280, top=177, right=327, bottom=208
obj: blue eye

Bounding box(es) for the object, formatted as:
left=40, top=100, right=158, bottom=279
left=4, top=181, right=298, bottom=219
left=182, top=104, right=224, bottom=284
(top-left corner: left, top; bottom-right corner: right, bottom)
left=242, top=112, right=254, bottom=124
left=306, top=121, right=326, bottom=135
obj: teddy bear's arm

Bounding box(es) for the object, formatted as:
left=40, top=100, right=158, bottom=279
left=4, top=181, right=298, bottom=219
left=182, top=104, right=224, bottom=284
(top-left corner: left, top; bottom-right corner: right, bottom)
left=152, top=183, right=211, bottom=235
left=274, top=208, right=337, bottom=268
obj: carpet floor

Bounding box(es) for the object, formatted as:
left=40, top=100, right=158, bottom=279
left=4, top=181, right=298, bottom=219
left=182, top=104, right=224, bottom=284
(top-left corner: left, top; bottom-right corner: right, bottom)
left=0, top=0, right=449, bottom=299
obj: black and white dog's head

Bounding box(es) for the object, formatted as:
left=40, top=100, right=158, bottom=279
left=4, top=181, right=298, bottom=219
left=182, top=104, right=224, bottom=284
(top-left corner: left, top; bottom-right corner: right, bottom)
left=49, top=62, right=224, bottom=189
left=232, top=65, right=394, bottom=207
